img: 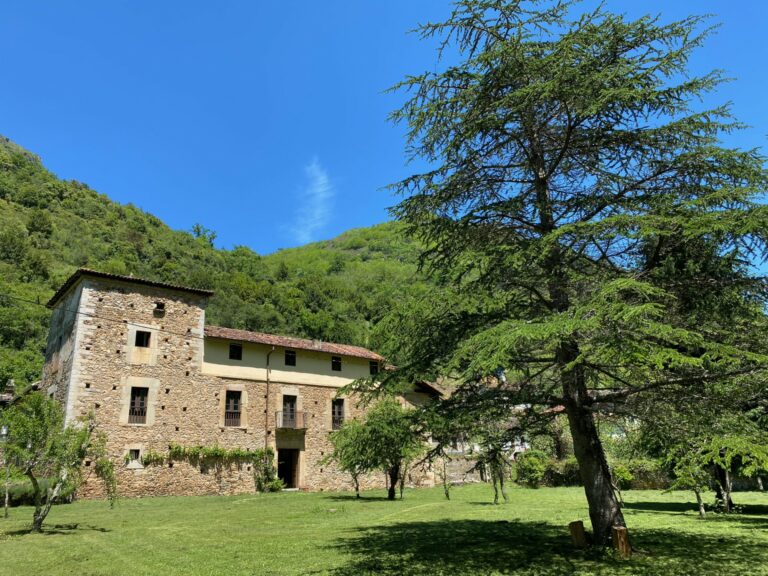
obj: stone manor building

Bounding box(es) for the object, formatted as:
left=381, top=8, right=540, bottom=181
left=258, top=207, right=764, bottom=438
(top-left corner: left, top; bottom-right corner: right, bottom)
left=41, top=268, right=439, bottom=497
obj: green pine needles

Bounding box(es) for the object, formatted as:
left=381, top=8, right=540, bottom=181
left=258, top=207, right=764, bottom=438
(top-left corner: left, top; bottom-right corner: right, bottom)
left=380, top=0, right=768, bottom=545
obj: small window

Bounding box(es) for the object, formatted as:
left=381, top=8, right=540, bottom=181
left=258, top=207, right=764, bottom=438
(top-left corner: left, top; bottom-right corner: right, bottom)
left=285, top=350, right=296, bottom=367
left=283, top=395, right=297, bottom=414
left=128, top=387, right=149, bottom=424
left=332, top=399, right=344, bottom=430
left=331, top=356, right=342, bottom=372
left=135, top=331, right=151, bottom=348
left=128, top=449, right=141, bottom=462
left=225, top=390, right=242, bottom=427
left=154, top=301, right=165, bottom=311
left=229, top=343, right=243, bottom=361
left=369, top=361, right=379, bottom=375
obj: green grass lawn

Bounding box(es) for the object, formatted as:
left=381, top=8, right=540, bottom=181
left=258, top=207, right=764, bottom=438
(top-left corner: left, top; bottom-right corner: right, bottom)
left=1, top=484, right=767, bottom=575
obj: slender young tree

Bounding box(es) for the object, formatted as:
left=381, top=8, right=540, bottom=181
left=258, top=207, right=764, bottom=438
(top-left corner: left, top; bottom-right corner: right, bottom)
left=323, top=419, right=372, bottom=498
left=1, top=393, right=116, bottom=532
left=324, top=399, right=424, bottom=500
left=381, top=0, right=768, bottom=544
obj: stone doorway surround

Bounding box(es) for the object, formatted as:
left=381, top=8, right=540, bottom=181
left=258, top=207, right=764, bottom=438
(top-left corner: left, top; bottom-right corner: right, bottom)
left=275, top=429, right=305, bottom=489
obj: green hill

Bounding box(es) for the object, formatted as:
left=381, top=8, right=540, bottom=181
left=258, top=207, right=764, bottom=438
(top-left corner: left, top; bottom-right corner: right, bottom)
left=0, top=135, right=428, bottom=386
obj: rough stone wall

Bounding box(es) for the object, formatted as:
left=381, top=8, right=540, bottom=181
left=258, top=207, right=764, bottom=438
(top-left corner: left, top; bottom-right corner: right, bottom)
left=41, top=283, right=84, bottom=410
left=49, top=277, right=420, bottom=499
left=445, top=454, right=484, bottom=485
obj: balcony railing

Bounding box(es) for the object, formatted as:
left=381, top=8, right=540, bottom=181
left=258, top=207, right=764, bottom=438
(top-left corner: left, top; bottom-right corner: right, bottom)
left=275, top=410, right=306, bottom=429
left=128, top=406, right=147, bottom=424
left=224, top=411, right=241, bottom=427
left=332, top=416, right=344, bottom=430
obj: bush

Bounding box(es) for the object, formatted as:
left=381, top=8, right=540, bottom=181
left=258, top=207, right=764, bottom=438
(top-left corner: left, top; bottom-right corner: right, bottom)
left=6, top=478, right=76, bottom=507
left=543, top=456, right=581, bottom=487
left=610, top=458, right=669, bottom=490
left=515, top=450, right=548, bottom=488
left=253, top=453, right=284, bottom=493
left=0, top=222, right=29, bottom=264
left=611, top=463, right=633, bottom=490
left=626, top=458, right=669, bottom=490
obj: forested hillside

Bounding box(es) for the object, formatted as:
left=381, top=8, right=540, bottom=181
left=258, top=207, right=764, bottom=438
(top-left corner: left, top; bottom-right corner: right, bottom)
left=0, top=135, right=429, bottom=386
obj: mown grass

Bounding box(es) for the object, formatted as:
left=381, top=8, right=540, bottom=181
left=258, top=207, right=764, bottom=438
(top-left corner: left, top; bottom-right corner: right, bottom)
left=1, top=484, right=767, bottom=575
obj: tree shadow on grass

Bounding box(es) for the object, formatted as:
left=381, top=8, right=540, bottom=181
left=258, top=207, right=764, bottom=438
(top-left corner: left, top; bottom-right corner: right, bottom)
left=322, top=519, right=585, bottom=575
left=320, top=518, right=768, bottom=576
left=3, top=523, right=111, bottom=536
left=624, top=501, right=700, bottom=514
left=324, top=494, right=393, bottom=502
left=625, top=500, right=768, bottom=518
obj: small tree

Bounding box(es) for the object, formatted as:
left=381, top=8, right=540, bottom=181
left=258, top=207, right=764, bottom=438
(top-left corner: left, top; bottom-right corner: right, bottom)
left=325, top=399, right=423, bottom=500
left=467, top=421, right=514, bottom=504
left=324, top=419, right=372, bottom=498
left=1, top=393, right=116, bottom=532
left=699, top=435, right=768, bottom=514
left=366, top=400, right=425, bottom=500
left=666, top=445, right=710, bottom=518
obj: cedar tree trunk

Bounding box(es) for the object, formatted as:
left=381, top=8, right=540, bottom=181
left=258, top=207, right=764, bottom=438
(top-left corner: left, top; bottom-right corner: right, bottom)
left=560, top=342, right=626, bottom=545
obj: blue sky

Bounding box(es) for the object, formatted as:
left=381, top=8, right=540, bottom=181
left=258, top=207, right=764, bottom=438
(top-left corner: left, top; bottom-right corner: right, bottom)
left=1, top=1, right=766, bottom=254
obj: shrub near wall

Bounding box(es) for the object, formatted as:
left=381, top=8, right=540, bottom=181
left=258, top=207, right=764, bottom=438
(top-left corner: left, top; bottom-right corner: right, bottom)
left=532, top=457, right=670, bottom=489
left=514, top=450, right=548, bottom=488
left=543, top=457, right=581, bottom=487
left=5, top=478, right=76, bottom=507
left=621, top=458, right=669, bottom=490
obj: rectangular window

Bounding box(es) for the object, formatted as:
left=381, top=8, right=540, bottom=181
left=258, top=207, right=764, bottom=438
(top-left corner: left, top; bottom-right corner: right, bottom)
left=282, top=395, right=297, bottom=428
left=332, top=399, right=345, bottom=430
left=128, top=449, right=141, bottom=462
left=229, top=343, right=243, bottom=361
left=128, top=387, right=148, bottom=424
left=284, top=349, right=296, bottom=366
left=283, top=395, right=297, bottom=414
left=331, top=356, right=342, bottom=372
left=225, top=390, right=242, bottom=427
left=135, top=331, right=151, bottom=348
left=369, top=361, right=379, bottom=375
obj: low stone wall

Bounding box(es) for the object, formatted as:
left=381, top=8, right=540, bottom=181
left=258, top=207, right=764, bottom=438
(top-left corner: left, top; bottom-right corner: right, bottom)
left=445, top=454, right=484, bottom=485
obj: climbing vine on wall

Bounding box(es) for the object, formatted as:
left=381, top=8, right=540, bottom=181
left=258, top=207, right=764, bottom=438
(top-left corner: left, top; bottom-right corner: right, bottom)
left=139, top=444, right=282, bottom=492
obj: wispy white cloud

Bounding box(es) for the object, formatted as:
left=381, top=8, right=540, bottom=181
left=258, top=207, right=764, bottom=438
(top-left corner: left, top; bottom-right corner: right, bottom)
left=291, top=157, right=334, bottom=244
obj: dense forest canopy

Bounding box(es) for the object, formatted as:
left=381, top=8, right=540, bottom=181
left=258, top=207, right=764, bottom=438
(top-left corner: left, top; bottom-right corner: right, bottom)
left=0, top=135, right=430, bottom=386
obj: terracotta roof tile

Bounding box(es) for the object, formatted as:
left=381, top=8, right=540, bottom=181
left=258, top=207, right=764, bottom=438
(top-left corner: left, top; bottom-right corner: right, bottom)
left=205, top=325, right=384, bottom=361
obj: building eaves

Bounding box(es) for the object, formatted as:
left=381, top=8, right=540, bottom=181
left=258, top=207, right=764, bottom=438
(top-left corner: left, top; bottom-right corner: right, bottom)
left=47, top=268, right=215, bottom=308
left=205, top=325, right=384, bottom=362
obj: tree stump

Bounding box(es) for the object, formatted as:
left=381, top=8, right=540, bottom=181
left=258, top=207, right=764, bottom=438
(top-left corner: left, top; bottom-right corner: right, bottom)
left=612, top=526, right=631, bottom=558
left=569, top=520, right=589, bottom=548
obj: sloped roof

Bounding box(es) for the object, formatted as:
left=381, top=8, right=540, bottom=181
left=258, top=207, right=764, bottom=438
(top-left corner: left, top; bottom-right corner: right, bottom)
left=46, top=269, right=383, bottom=362
left=47, top=268, right=215, bottom=308
left=415, top=381, right=446, bottom=398
left=205, top=325, right=384, bottom=361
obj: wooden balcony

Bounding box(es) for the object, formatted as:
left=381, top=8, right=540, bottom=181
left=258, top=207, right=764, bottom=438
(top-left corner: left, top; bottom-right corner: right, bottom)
left=275, top=411, right=306, bottom=430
